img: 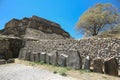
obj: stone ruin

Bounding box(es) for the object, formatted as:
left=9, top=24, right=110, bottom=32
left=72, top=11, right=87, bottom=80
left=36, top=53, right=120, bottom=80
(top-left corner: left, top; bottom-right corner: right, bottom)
left=0, top=16, right=120, bottom=76
left=0, top=16, right=70, bottom=39
left=0, top=35, right=24, bottom=64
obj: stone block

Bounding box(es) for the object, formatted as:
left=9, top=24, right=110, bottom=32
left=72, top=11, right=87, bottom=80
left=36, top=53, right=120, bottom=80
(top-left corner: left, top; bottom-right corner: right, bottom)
left=66, top=50, right=82, bottom=69
left=84, top=56, right=90, bottom=70
left=50, top=50, right=58, bottom=65
left=34, top=52, right=40, bottom=62
left=93, top=58, right=103, bottom=73
left=24, top=51, right=31, bottom=61
left=58, top=54, right=68, bottom=67
left=18, top=48, right=28, bottom=60
left=46, top=53, right=52, bottom=64
left=0, top=59, right=6, bottom=65
left=40, top=52, right=46, bottom=63
left=104, top=58, right=118, bottom=76
left=30, top=52, right=35, bottom=62
left=7, top=59, right=15, bottom=63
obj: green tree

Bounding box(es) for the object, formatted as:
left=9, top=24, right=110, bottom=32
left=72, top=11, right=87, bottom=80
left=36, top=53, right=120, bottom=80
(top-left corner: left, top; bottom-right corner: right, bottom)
left=76, top=3, right=119, bottom=37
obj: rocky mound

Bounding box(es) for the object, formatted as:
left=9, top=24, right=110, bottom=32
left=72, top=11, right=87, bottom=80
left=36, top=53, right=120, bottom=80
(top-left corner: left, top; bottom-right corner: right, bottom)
left=0, top=16, right=71, bottom=39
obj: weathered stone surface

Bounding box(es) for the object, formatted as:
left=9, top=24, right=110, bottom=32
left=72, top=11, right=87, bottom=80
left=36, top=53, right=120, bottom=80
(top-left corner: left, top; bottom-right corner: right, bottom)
left=29, top=52, right=35, bottom=62
left=24, top=51, right=31, bottom=61
left=66, top=50, right=82, bottom=69
left=18, top=48, right=28, bottom=60
left=50, top=50, right=58, bottom=65
left=7, top=59, right=15, bottom=63
left=0, top=49, right=12, bottom=60
left=58, top=54, right=68, bottom=67
left=34, top=52, right=40, bottom=62
left=0, top=59, right=6, bottom=65
left=46, top=53, right=52, bottom=64
left=104, top=58, right=118, bottom=76
left=93, top=58, right=103, bottom=73
left=84, top=56, right=90, bottom=70
left=18, top=48, right=23, bottom=59
left=40, top=52, right=46, bottom=63
left=4, top=49, right=13, bottom=60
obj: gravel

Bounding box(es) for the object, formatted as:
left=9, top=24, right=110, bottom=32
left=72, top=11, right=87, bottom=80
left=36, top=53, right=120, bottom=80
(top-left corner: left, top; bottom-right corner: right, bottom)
left=0, top=64, right=76, bottom=80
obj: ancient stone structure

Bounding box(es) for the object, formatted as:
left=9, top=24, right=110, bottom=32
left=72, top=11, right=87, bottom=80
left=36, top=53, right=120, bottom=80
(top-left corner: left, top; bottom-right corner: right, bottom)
left=0, top=35, right=24, bottom=59
left=0, top=16, right=120, bottom=76
left=0, top=16, right=70, bottom=40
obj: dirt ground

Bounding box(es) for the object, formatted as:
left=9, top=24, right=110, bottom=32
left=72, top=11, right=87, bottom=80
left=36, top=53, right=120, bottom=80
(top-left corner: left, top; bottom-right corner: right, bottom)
left=0, top=63, right=77, bottom=80
left=15, top=59, right=120, bottom=80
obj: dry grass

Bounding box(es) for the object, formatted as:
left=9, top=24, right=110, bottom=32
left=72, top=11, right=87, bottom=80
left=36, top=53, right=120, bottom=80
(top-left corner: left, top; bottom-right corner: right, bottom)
left=15, top=59, right=120, bottom=80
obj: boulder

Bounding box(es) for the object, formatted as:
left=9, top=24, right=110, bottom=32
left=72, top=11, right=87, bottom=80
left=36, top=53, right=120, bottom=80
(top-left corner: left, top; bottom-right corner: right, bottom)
left=40, top=52, right=46, bottom=63
left=93, top=58, right=103, bottom=73
left=84, top=56, right=90, bottom=70
left=0, top=59, right=6, bottom=65
left=58, top=54, right=68, bottom=67
left=7, top=59, right=15, bottom=63
left=104, top=58, right=118, bottom=76
left=66, top=50, right=82, bottom=69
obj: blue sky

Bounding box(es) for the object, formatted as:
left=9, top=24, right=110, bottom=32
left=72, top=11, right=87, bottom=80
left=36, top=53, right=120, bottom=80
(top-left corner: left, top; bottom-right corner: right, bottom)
left=0, top=0, right=120, bottom=39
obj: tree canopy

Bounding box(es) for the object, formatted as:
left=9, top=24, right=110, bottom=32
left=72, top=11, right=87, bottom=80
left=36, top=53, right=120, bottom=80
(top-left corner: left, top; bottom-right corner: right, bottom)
left=76, top=3, right=120, bottom=37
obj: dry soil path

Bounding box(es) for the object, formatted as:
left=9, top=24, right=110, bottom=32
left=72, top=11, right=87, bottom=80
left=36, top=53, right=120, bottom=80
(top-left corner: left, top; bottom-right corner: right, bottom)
left=0, top=63, right=76, bottom=80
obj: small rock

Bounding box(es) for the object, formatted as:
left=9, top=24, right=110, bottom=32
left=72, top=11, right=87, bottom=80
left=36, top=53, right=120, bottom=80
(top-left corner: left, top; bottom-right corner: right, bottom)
left=0, top=59, right=6, bottom=65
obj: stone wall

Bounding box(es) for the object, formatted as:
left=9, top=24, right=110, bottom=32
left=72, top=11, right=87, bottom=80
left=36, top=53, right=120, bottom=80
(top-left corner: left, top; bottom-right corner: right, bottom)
left=0, top=38, right=11, bottom=59
left=19, top=38, right=120, bottom=69
left=23, top=28, right=70, bottom=40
